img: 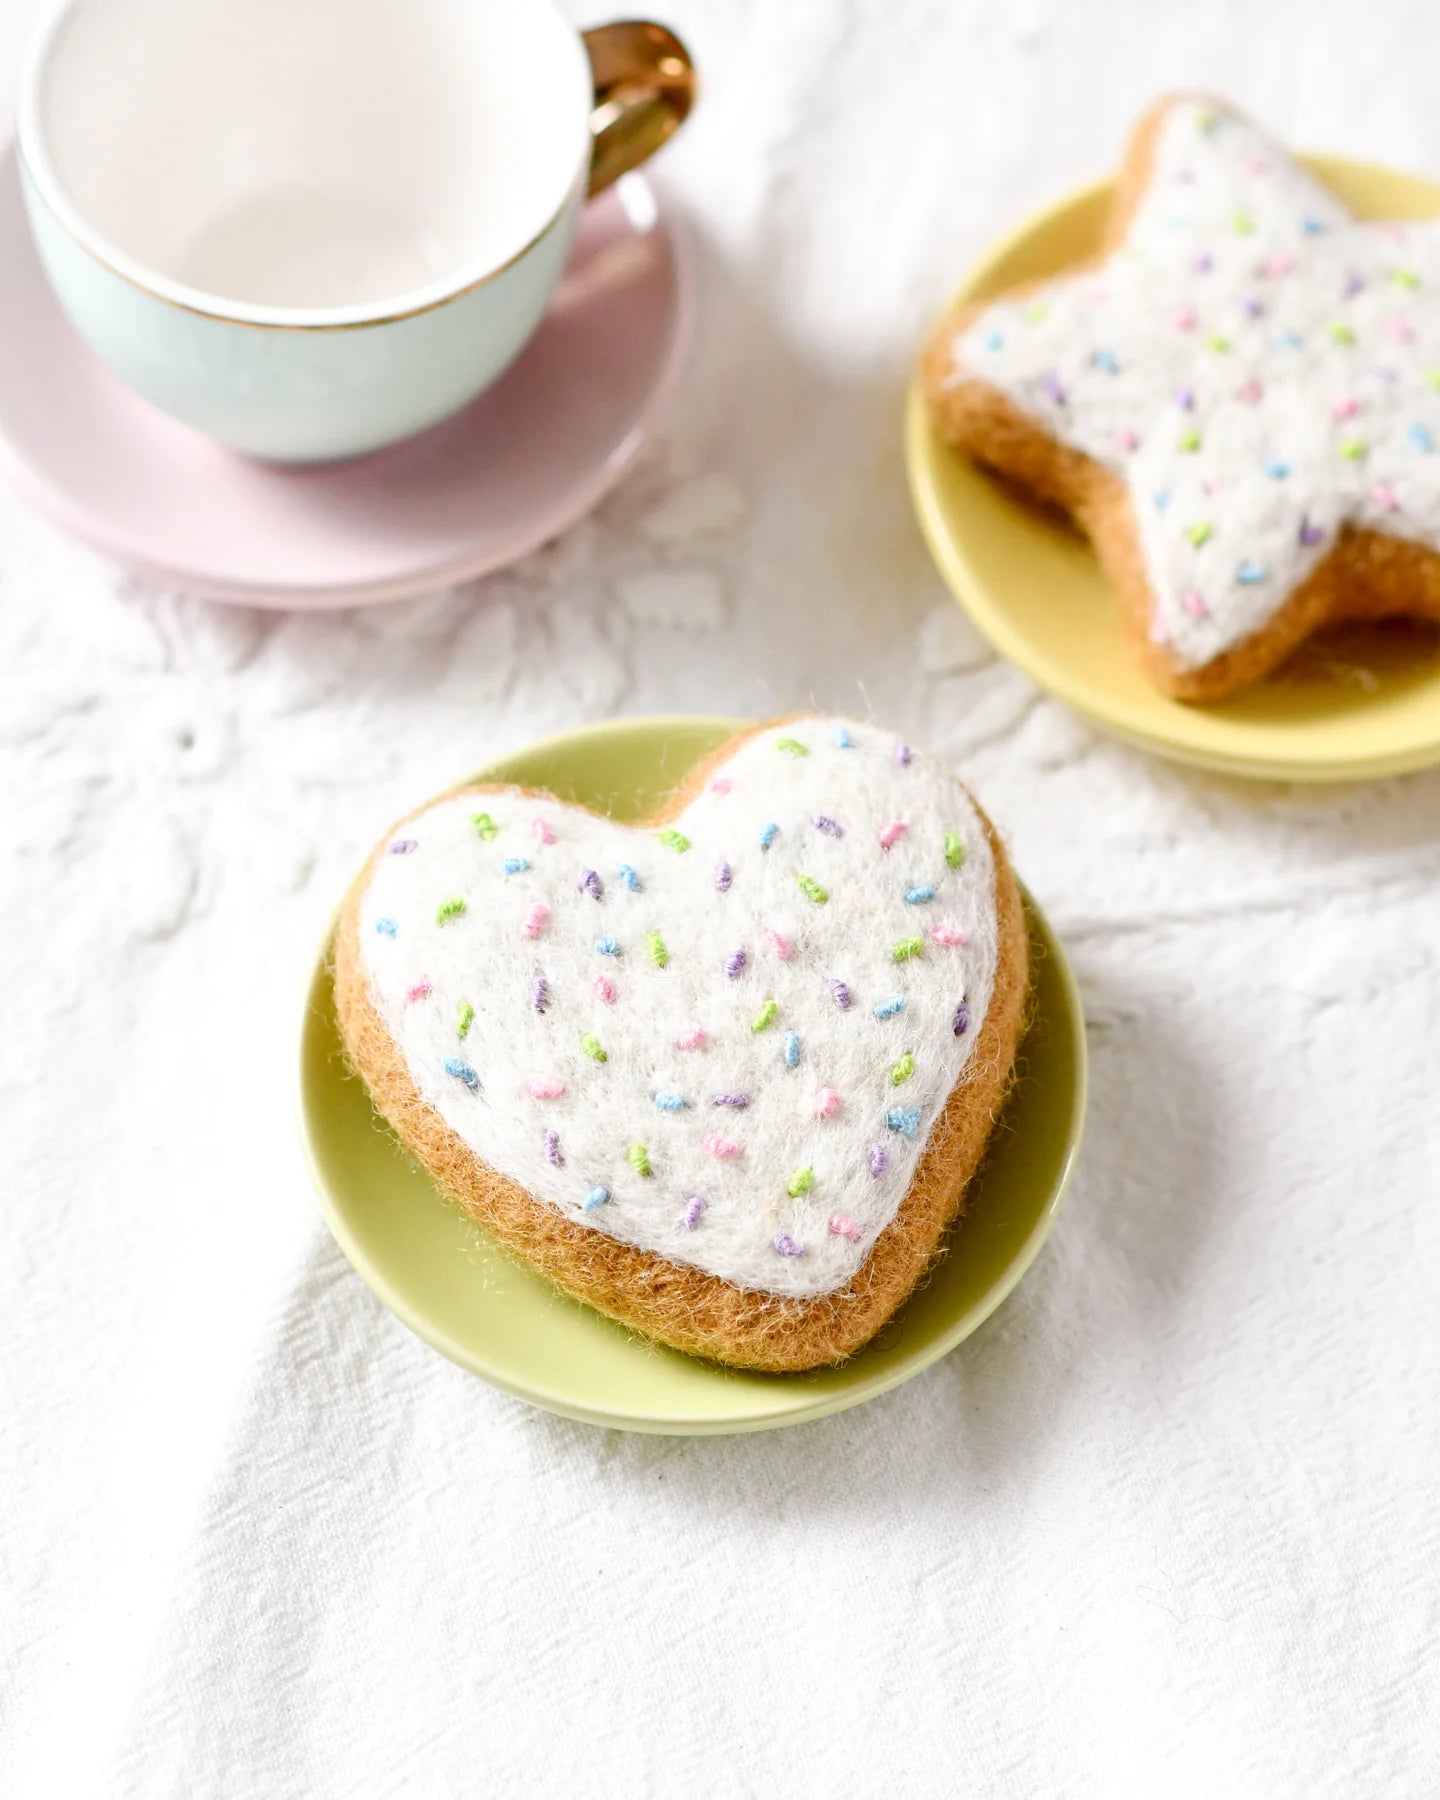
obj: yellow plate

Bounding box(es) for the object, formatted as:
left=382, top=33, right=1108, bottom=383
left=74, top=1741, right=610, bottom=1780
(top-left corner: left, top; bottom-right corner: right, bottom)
left=298, top=716, right=1087, bottom=1434
left=907, top=155, right=1440, bottom=781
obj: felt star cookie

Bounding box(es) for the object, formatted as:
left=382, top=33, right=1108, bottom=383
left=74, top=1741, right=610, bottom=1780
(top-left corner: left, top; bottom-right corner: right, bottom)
left=922, top=95, right=1440, bottom=701
left=334, top=718, right=1029, bottom=1370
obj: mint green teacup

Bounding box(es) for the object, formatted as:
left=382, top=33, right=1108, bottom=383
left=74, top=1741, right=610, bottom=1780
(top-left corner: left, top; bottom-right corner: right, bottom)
left=18, top=0, right=693, bottom=462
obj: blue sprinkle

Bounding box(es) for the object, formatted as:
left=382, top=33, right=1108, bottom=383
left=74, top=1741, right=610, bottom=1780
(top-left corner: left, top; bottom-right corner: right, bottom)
left=905, top=885, right=937, bottom=904
left=1264, top=459, right=1291, bottom=479
left=596, top=936, right=622, bottom=956
left=783, top=1031, right=801, bottom=1068
left=443, top=1058, right=478, bottom=1092
left=985, top=329, right=1004, bottom=351
left=375, top=917, right=397, bottom=937
left=759, top=822, right=779, bottom=850
left=583, top=1186, right=610, bottom=1211
left=1301, top=216, right=1326, bottom=235
left=1091, top=348, right=1119, bottom=373
left=654, top=1092, right=687, bottom=1112
left=1410, top=423, right=1433, bottom=453
left=617, top=864, right=642, bottom=892
left=1276, top=331, right=1304, bottom=349
left=1236, top=562, right=1269, bottom=585
left=833, top=725, right=853, bottom=748
left=1153, top=490, right=1171, bottom=512
left=874, top=995, right=907, bottom=1020
left=501, top=857, right=529, bottom=875
left=886, top=1107, right=922, bottom=1138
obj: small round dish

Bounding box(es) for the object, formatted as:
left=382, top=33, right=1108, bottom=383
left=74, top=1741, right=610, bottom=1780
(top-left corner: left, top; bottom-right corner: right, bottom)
left=0, top=138, right=690, bottom=607
left=907, top=154, right=1440, bottom=783
left=299, top=716, right=1087, bottom=1435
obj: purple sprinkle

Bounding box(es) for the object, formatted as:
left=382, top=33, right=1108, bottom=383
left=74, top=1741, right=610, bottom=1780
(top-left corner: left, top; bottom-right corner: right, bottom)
left=869, top=1144, right=888, bottom=1178
left=389, top=839, right=418, bottom=855
left=1177, top=169, right=1195, bottom=185
left=773, top=1234, right=806, bottom=1258
left=1192, top=249, right=1211, bottom=271
left=544, top=1128, right=564, bottom=1167
left=1177, top=386, right=1195, bottom=410
left=1040, top=371, right=1066, bottom=405
left=828, top=979, right=852, bottom=1010
left=813, top=815, right=844, bottom=837
left=715, top=860, right=733, bottom=892
left=533, top=976, right=549, bottom=1013
left=579, top=868, right=603, bottom=900
left=952, top=1002, right=971, bottom=1038
left=712, top=1093, right=750, bottom=1109
left=1299, top=518, right=1325, bottom=547
left=684, top=1197, right=706, bottom=1229
left=1242, top=296, right=1265, bottom=318
left=894, top=743, right=912, bottom=767
left=1345, top=269, right=1366, bottom=296
left=724, top=948, right=747, bottom=978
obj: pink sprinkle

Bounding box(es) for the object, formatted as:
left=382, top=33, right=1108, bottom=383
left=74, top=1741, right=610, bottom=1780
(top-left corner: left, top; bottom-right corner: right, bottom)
left=405, top=981, right=431, bottom=1003
left=1264, top=252, right=1296, bottom=277
left=1243, top=155, right=1268, bottom=176
left=532, top=818, right=555, bottom=845
left=1386, top=316, right=1415, bottom=344
left=1174, top=307, right=1197, bottom=331
left=703, top=1134, right=739, bottom=1159
left=814, top=1086, right=841, bottom=1118
left=878, top=820, right=909, bottom=852
left=931, top=924, right=967, bottom=947
left=522, top=902, right=549, bottom=939
left=1114, top=427, right=1140, bottom=452
left=593, top=974, right=616, bottom=1003
left=528, top=1078, right=565, bottom=1100
left=1182, top=590, right=1209, bottom=619
left=709, top=777, right=732, bottom=795
left=828, top=1214, right=861, bottom=1241
left=1372, top=482, right=1400, bottom=512
left=676, top=1026, right=707, bottom=1050
left=1333, top=394, right=1360, bottom=420
left=1237, top=378, right=1263, bottom=404
left=767, top=929, right=794, bottom=960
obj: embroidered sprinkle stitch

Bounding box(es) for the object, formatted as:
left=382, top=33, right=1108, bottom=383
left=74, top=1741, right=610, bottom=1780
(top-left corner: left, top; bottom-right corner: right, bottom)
left=944, top=831, right=965, bottom=869
left=532, top=976, right=549, bottom=1013
left=657, top=828, right=690, bottom=853
left=628, top=1144, right=653, bottom=1176
left=814, top=815, right=843, bottom=837
left=684, top=1197, right=707, bottom=1228
left=931, top=924, right=967, bottom=947
left=579, top=868, right=603, bottom=899
left=444, top=1058, right=478, bottom=1091
left=783, top=1031, right=801, bottom=1068
left=814, top=1087, right=840, bottom=1118
left=436, top=898, right=466, bottom=923
left=953, top=1002, right=971, bottom=1037
left=544, top=1128, right=564, bottom=1166
left=704, top=1134, right=739, bottom=1158
left=905, top=885, right=937, bottom=904
left=617, top=864, right=642, bottom=892
left=581, top=1034, right=607, bottom=1063
left=833, top=726, right=853, bottom=747
left=676, top=1026, right=706, bottom=1050
left=528, top=1078, right=564, bottom=1100
left=375, top=917, right=397, bottom=937
left=829, top=1214, right=860, bottom=1241
left=654, top=1092, right=687, bottom=1113
left=767, top=930, right=793, bottom=960
left=712, top=1093, right=749, bottom=1109
left=879, top=821, right=908, bottom=852
left=724, top=948, right=747, bottom=978
left=886, top=1107, right=921, bottom=1138
left=456, top=1001, right=474, bottom=1038
left=405, top=981, right=430, bottom=1003
left=532, top=818, right=555, bottom=845
left=874, top=995, right=906, bottom=1019
left=583, top=1186, right=609, bottom=1211
left=892, top=936, right=923, bottom=962
left=471, top=812, right=497, bottom=840
left=891, top=1054, right=915, bottom=1085
left=389, top=839, right=417, bottom=856
left=828, top=979, right=852, bottom=1009
left=868, top=1144, right=888, bottom=1177
left=715, top=860, right=733, bottom=892
left=786, top=1168, right=815, bottom=1197
left=596, top=936, right=622, bottom=957
left=522, top=903, right=549, bottom=939
left=646, top=931, right=669, bottom=969
left=797, top=875, right=828, bottom=905
left=774, top=1233, right=806, bottom=1256
left=501, top=857, right=529, bottom=876
left=751, top=999, right=779, bottom=1032
left=775, top=738, right=809, bottom=757
left=759, top=822, right=780, bottom=850
left=593, top=975, right=615, bottom=1003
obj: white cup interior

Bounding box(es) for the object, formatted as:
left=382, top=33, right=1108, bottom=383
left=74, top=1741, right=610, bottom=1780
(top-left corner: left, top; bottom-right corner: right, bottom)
left=22, top=0, right=592, bottom=319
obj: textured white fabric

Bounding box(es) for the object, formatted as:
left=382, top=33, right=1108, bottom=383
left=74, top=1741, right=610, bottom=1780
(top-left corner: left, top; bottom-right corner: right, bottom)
left=358, top=718, right=998, bottom=1296
left=5, top=5, right=1440, bottom=1797
left=948, top=97, right=1440, bottom=668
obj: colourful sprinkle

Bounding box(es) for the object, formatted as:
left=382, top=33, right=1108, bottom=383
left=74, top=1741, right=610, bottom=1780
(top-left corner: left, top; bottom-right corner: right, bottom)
left=905, top=885, right=937, bottom=904
left=1372, top=482, right=1400, bottom=512
left=797, top=875, right=829, bottom=905
left=628, top=1144, right=653, bottom=1177
left=704, top=1134, right=739, bottom=1158
left=828, top=979, right=852, bottom=1010
left=528, top=1078, right=564, bottom=1100
left=833, top=726, right=853, bottom=748
left=1264, top=460, right=1291, bottom=479
left=874, top=995, right=907, bottom=1019
left=1299, top=518, right=1325, bottom=547
left=1091, top=349, right=1119, bottom=373
left=683, top=1197, right=706, bottom=1229
left=783, top=1031, right=801, bottom=1068
left=774, top=1233, right=806, bottom=1257
left=579, top=868, right=603, bottom=899
left=1040, top=372, right=1066, bottom=405
left=868, top=1145, right=888, bottom=1178
left=456, top=1001, right=474, bottom=1038
left=676, top=1026, right=706, bottom=1050
left=894, top=742, right=912, bottom=767
left=775, top=738, right=809, bottom=757
left=1154, top=491, right=1171, bottom=512
left=1233, top=210, right=1253, bottom=236
left=471, top=812, right=497, bottom=840
left=1114, top=428, right=1140, bottom=453
left=751, top=999, right=779, bottom=1032
left=724, top=948, right=747, bottom=978
left=712, top=1093, right=749, bottom=1109
left=583, top=1186, right=609, bottom=1211
left=786, top=1168, right=815, bottom=1198
left=617, top=864, right=642, bottom=892
left=657, top=828, right=690, bottom=853
left=646, top=931, right=669, bottom=968
left=444, top=1058, right=478, bottom=1092
left=1265, top=252, right=1296, bottom=278
left=1340, top=438, right=1367, bottom=461
left=436, top=898, right=466, bottom=923
left=654, top=1092, right=687, bottom=1113
left=596, top=936, right=622, bottom=956
left=715, top=860, right=733, bottom=891
left=813, top=815, right=843, bottom=837
left=1236, top=563, right=1268, bottom=585
left=375, top=917, right=397, bottom=937
left=1409, top=423, right=1433, bottom=453
left=829, top=1215, right=861, bottom=1241
left=985, top=329, right=1004, bottom=351
left=891, top=1054, right=915, bottom=1085
left=1301, top=217, right=1326, bottom=236
left=502, top=857, right=529, bottom=876
left=1182, top=590, right=1208, bottom=619
left=710, top=776, right=732, bottom=795
left=581, top=1035, right=607, bottom=1063
left=1238, top=379, right=1263, bottom=404
left=944, top=830, right=964, bottom=870
left=532, top=818, right=555, bottom=845
left=767, top=929, right=793, bottom=960
left=1178, top=428, right=1201, bottom=453
left=814, top=1087, right=840, bottom=1118
left=405, top=981, right=430, bottom=1003
left=389, top=839, right=417, bottom=855
left=953, top=1003, right=971, bottom=1037
left=759, top=822, right=780, bottom=850
left=931, top=924, right=967, bottom=947
left=1174, top=307, right=1197, bottom=332
left=886, top=1107, right=921, bottom=1138
left=1392, top=267, right=1420, bottom=290
left=1186, top=522, right=1213, bottom=548
left=879, top=820, right=908, bottom=852
left=1386, top=316, right=1415, bottom=345
left=593, top=975, right=615, bottom=1004
left=1207, top=335, right=1230, bottom=354
left=1176, top=387, right=1194, bottom=411
left=1333, top=394, right=1359, bottom=420
left=522, top=903, right=549, bottom=938
left=532, top=976, right=549, bottom=1013
left=544, top=1129, right=563, bottom=1166
left=1330, top=323, right=1356, bottom=346
left=892, top=936, right=923, bottom=962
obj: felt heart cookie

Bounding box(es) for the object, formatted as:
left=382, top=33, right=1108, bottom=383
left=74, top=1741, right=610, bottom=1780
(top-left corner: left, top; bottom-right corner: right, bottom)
left=922, top=94, right=1440, bottom=701
left=334, top=718, right=1028, bottom=1370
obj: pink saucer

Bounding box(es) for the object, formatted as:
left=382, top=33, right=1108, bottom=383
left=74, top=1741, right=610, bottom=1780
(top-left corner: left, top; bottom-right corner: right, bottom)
left=0, top=142, right=691, bottom=607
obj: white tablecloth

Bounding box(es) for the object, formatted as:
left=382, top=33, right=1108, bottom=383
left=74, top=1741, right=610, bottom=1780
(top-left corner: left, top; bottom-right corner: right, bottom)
left=4, top=2, right=1439, bottom=1793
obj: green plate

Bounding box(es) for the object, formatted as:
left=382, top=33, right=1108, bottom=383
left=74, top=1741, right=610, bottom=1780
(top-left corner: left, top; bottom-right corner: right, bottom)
left=298, top=717, right=1088, bottom=1433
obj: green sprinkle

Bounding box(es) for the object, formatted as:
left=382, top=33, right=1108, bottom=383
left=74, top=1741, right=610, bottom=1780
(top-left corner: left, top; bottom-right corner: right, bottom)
left=1208, top=334, right=1230, bottom=353
left=436, top=898, right=466, bottom=923
left=891, top=1054, right=915, bottom=1085
left=775, top=737, right=810, bottom=757
left=1178, top=428, right=1201, bottom=453
left=797, top=874, right=829, bottom=905
left=1340, top=437, right=1367, bottom=461
left=1330, top=322, right=1356, bottom=346
left=1186, top=522, right=1213, bottom=548
left=787, top=1167, right=815, bottom=1198
left=456, top=1002, right=474, bottom=1039
left=471, top=812, right=497, bottom=840
left=581, top=1034, right=607, bottom=1063
left=893, top=936, right=923, bottom=962
left=1426, top=368, right=1440, bottom=392
left=751, top=998, right=779, bottom=1033
left=657, top=828, right=690, bottom=853
left=645, top=930, right=668, bottom=968
left=944, top=830, right=964, bottom=870
left=1195, top=107, right=1216, bottom=133
left=628, top=1143, right=652, bottom=1177
left=1393, top=268, right=1420, bottom=290
left=1025, top=301, right=1048, bottom=323
left=1232, top=211, right=1252, bottom=236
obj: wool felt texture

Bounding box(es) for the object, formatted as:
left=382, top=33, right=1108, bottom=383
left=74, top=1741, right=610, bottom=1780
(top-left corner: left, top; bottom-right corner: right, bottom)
left=333, top=718, right=1030, bottom=1370
left=922, top=95, right=1440, bottom=702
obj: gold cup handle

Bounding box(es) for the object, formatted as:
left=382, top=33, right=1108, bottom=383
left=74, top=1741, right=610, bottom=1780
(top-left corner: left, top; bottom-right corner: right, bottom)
left=582, top=21, right=696, bottom=197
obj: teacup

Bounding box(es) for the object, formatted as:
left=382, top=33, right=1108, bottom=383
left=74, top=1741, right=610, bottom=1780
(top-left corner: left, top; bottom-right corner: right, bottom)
left=17, top=0, right=694, bottom=462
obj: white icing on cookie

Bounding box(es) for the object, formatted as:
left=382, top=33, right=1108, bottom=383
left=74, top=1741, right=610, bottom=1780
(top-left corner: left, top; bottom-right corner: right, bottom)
left=946, top=98, right=1440, bottom=668
left=358, top=720, right=1000, bottom=1299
